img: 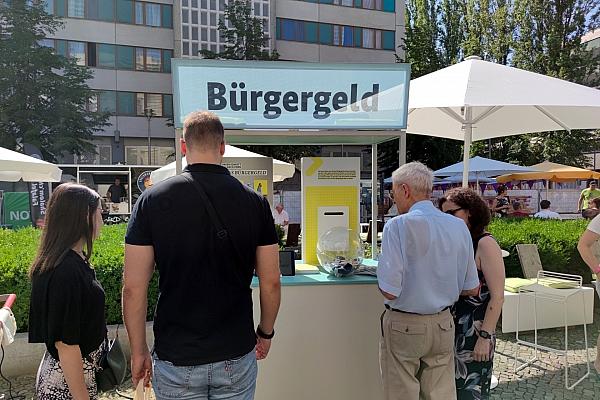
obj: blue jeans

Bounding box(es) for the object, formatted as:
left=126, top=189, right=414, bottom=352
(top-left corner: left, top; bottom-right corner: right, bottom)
left=152, top=349, right=257, bottom=400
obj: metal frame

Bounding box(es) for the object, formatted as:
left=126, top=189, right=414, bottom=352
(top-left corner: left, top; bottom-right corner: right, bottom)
left=514, top=271, right=590, bottom=390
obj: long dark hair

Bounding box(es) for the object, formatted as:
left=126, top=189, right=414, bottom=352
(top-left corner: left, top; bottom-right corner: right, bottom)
left=439, top=188, right=491, bottom=239
left=29, top=184, right=101, bottom=277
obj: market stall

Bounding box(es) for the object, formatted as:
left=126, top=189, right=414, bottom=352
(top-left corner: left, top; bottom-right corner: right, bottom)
left=170, top=59, right=410, bottom=400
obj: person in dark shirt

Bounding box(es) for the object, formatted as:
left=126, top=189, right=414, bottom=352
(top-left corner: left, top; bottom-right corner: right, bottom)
left=106, top=177, right=126, bottom=203
left=29, top=183, right=106, bottom=400
left=123, top=111, right=281, bottom=399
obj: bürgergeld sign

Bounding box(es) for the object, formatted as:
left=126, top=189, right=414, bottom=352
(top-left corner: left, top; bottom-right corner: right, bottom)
left=172, top=60, right=410, bottom=130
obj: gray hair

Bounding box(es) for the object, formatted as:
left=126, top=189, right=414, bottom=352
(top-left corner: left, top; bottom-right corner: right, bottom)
left=391, top=162, right=433, bottom=195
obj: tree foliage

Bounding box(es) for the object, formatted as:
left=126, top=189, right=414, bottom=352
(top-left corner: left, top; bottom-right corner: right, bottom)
left=199, top=0, right=279, bottom=60
left=396, top=0, right=600, bottom=170
left=0, top=1, right=109, bottom=161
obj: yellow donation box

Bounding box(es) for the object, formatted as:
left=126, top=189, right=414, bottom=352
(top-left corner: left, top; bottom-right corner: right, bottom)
left=301, top=157, right=360, bottom=265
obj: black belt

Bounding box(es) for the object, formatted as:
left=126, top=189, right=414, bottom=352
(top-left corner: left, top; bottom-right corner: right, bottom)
left=385, top=304, right=450, bottom=316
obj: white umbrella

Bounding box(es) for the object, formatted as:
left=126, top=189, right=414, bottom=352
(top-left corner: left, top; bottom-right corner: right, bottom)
left=0, top=146, right=62, bottom=182
left=407, top=56, right=600, bottom=186
left=151, top=145, right=296, bottom=184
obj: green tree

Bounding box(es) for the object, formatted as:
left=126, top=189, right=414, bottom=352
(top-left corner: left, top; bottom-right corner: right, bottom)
left=199, top=0, right=279, bottom=60
left=198, top=0, right=316, bottom=164
left=0, top=0, right=109, bottom=162
left=472, top=0, right=600, bottom=167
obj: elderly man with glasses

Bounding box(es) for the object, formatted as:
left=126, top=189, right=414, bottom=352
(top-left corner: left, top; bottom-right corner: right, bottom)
left=377, top=162, right=480, bottom=400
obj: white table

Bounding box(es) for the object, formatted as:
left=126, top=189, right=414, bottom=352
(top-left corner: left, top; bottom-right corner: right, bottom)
left=501, top=286, right=595, bottom=333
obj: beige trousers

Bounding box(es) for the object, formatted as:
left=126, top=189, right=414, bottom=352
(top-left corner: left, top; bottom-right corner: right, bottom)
left=379, top=308, right=456, bottom=400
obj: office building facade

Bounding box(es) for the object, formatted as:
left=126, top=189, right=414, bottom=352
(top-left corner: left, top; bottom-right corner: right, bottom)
left=46, top=0, right=404, bottom=165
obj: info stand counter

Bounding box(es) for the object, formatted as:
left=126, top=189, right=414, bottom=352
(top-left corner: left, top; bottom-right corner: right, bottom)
left=250, top=263, right=384, bottom=400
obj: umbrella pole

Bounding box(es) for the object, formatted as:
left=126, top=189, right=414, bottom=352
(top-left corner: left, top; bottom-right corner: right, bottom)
left=462, top=108, right=473, bottom=188
left=399, top=131, right=407, bottom=167
left=372, top=143, right=378, bottom=259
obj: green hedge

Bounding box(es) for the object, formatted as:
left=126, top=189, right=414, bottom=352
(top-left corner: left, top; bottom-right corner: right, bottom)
left=0, top=224, right=158, bottom=332
left=0, top=218, right=592, bottom=332
left=488, top=218, right=590, bottom=281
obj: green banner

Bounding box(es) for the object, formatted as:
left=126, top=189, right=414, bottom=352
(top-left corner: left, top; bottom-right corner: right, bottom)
left=2, top=192, right=31, bottom=228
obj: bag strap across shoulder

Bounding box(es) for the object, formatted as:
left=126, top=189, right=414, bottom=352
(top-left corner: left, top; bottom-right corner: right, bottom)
left=181, top=172, right=245, bottom=277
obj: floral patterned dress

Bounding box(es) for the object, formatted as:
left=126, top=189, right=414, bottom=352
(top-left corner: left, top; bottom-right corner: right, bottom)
left=452, top=233, right=496, bottom=400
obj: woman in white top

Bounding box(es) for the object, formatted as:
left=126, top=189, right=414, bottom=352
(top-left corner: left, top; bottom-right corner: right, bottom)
left=577, top=213, right=600, bottom=372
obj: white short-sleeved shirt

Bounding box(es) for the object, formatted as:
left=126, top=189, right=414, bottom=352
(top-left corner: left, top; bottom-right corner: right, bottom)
left=588, top=214, right=600, bottom=234
left=272, top=209, right=289, bottom=226
left=533, top=209, right=561, bottom=220
left=377, top=200, right=480, bottom=314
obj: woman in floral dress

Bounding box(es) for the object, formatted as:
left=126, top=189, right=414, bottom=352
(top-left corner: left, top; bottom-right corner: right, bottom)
left=440, top=188, right=505, bottom=400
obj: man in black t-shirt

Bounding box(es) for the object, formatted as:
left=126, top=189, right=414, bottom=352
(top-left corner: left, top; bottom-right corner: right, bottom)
left=123, top=111, right=281, bottom=399
left=106, top=177, right=126, bottom=203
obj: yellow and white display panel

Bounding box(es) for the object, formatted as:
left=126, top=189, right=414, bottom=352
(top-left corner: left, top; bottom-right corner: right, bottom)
left=301, top=157, right=360, bottom=265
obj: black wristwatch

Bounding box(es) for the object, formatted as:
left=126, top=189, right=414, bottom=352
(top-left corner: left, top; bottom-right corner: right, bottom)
left=478, top=330, right=492, bottom=339
left=256, top=325, right=275, bottom=339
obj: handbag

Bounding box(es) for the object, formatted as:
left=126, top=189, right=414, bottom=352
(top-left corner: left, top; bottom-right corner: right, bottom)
left=96, top=326, right=128, bottom=392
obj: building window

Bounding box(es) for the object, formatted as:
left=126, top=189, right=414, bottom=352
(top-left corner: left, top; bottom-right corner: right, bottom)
left=116, top=0, right=134, bottom=23
left=145, top=93, right=163, bottom=116
left=98, top=91, right=117, bottom=113
left=145, top=2, right=161, bottom=26
left=68, top=41, right=86, bottom=65
left=68, top=0, right=84, bottom=17
left=276, top=18, right=395, bottom=51
left=145, top=48, right=161, bottom=72
left=117, top=91, right=136, bottom=115
left=163, top=49, right=172, bottom=72
left=192, top=27, right=198, bottom=40
left=136, top=93, right=145, bottom=115
left=43, top=0, right=53, bottom=14
left=79, top=144, right=112, bottom=165
left=135, top=1, right=144, bottom=23
left=163, top=94, right=173, bottom=117
left=298, top=0, right=394, bottom=12
left=88, top=93, right=98, bottom=112
left=116, top=45, right=135, bottom=69
left=126, top=146, right=174, bottom=166
left=98, top=44, right=116, bottom=68
left=161, top=4, right=173, bottom=28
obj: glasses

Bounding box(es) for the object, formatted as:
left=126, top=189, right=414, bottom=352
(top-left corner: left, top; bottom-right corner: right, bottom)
left=444, top=207, right=464, bottom=216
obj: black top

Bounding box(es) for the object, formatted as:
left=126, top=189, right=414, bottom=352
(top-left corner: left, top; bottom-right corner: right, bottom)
left=125, top=163, right=278, bottom=366
left=107, top=184, right=126, bottom=203
left=28, top=250, right=107, bottom=360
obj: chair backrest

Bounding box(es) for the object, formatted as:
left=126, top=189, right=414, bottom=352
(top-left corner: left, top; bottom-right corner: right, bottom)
left=365, top=220, right=385, bottom=243
left=516, top=244, right=544, bottom=279
left=286, top=223, right=301, bottom=247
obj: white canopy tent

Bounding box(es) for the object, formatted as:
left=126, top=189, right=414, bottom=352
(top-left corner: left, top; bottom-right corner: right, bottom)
left=151, top=145, right=296, bottom=184
left=0, top=146, right=62, bottom=182
left=406, top=56, right=600, bottom=186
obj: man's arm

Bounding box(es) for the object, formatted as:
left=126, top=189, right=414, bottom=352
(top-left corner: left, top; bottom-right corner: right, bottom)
left=254, top=244, right=281, bottom=360
left=578, top=229, right=600, bottom=272
left=578, top=192, right=585, bottom=211
left=123, top=244, right=155, bottom=386
left=376, top=223, right=403, bottom=300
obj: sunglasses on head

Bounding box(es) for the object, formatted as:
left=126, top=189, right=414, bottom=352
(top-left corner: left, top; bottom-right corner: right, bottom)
left=444, top=207, right=464, bottom=216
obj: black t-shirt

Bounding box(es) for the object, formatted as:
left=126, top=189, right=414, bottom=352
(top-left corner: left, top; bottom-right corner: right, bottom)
left=28, top=250, right=107, bottom=360
left=125, top=163, right=278, bottom=366
left=107, top=184, right=126, bottom=203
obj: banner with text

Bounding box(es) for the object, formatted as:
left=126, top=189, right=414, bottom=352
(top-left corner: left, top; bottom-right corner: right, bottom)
left=28, top=182, right=50, bottom=228
left=172, top=60, right=411, bottom=130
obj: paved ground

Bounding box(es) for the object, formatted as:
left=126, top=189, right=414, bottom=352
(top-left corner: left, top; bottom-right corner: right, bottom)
left=4, top=302, right=600, bottom=400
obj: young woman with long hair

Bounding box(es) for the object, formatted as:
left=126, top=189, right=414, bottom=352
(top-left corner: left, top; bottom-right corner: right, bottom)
left=29, top=183, right=107, bottom=400
left=439, top=188, right=505, bottom=400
